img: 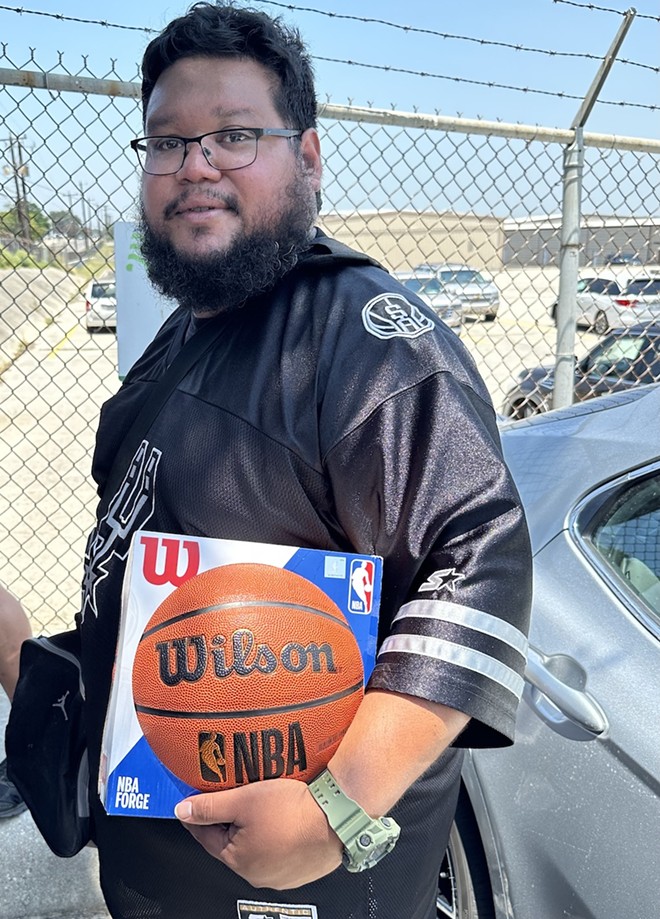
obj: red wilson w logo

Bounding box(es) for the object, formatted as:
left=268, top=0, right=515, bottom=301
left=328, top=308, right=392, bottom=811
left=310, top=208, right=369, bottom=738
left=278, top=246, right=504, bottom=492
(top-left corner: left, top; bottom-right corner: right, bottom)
left=140, top=535, right=201, bottom=587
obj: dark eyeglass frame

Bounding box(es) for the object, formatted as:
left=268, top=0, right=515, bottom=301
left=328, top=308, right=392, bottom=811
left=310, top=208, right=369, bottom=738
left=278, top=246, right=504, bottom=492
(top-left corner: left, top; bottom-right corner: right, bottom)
left=129, top=127, right=303, bottom=175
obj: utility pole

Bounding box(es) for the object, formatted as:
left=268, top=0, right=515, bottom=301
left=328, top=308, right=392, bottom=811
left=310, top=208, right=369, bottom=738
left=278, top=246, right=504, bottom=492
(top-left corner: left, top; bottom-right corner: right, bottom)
left=76, top=182, right=91, bottom=240
left=5, top=133, right=31, bottom=243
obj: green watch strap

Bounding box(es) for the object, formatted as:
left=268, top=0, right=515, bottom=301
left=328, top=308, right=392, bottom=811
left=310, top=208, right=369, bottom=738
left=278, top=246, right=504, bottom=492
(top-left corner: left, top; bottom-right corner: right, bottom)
left=308, top=767, right=400, bottom=872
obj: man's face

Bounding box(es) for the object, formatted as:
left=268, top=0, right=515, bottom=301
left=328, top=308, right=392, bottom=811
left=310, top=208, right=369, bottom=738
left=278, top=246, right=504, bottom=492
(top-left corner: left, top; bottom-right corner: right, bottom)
left=141, top=55, right=322, bottom=260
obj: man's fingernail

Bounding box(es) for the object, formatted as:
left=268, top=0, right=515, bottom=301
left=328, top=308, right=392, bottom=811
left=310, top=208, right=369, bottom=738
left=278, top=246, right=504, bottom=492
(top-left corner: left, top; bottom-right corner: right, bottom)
left=175, top=800, right=192, bottom=820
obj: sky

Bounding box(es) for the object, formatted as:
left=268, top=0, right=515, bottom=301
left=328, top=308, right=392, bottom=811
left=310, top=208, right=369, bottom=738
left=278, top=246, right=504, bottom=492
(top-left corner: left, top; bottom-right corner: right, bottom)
left=0, top=0, right=657, bottom=137
left=0, top=0, right=658, bottom=223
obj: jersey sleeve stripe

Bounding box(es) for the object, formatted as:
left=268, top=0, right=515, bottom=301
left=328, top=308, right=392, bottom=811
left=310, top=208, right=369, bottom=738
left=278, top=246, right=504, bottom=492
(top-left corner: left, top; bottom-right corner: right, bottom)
left=377, top=633, right=525, bottom=699
left=392, top=599, right=529, bottom=656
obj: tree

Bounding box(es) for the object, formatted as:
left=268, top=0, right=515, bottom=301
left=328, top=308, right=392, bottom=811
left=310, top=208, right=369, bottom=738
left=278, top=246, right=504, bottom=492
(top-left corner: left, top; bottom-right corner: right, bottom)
left=0, top=201, right=50, bottom=240
left=48, top=209, right=84, bottom=238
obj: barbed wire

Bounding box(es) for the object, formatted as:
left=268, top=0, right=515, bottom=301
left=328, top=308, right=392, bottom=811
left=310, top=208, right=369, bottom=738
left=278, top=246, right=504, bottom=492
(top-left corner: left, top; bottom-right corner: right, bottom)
left=0, top=3, right=656, bottom=111
left=258, top=0, right=659, bottom=72
left=0, top=5, right=157, bottom=33
left=552, top=0, right=660, bottom=22
left=315, top=56, right=659, bottom=111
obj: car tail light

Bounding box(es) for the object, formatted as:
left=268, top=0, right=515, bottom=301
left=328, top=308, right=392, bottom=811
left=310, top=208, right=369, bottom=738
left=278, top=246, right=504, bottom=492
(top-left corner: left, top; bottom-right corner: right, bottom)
left=614, top=297, right=639, bottom=307
left=85, top=300, right=91, bottom=313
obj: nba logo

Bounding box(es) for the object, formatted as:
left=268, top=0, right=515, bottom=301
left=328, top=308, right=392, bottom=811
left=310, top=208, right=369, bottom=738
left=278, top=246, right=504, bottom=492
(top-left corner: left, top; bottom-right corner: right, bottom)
left=348, top=559, right=375, bottom=615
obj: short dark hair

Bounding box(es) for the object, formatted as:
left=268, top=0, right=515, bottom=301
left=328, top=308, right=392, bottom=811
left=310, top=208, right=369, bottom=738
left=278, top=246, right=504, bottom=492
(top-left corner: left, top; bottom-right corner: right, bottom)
left=140, top=2, right=317, bottom=130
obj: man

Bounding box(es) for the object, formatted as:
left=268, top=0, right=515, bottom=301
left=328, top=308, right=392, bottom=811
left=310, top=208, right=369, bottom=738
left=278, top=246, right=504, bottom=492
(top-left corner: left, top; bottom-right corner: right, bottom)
left=79, top=4, right=531, bottom=917
left=0, top=584, right=30, bottom=818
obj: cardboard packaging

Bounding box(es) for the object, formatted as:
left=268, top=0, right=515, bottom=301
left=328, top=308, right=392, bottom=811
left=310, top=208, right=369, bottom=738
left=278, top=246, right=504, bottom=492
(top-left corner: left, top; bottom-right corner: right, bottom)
left=99, top=531, right=382, bottom=818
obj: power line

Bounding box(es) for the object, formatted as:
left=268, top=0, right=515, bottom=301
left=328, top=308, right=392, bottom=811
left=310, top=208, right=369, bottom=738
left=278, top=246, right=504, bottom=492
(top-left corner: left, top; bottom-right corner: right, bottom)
left=259, top=0, right=659, bottom=72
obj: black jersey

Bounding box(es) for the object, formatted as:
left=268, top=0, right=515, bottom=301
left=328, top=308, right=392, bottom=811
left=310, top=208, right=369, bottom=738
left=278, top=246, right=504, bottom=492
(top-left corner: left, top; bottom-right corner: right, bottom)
left=79, top=232, right=531, bottom=919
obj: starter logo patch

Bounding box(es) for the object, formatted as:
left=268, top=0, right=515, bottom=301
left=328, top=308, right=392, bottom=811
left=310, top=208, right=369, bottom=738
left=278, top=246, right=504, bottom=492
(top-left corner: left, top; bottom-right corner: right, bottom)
left=237, top=901, right=318, bottom=919
left=419, top=568, right=466, bottom=594
left=362, top=293, right=435, bottom=340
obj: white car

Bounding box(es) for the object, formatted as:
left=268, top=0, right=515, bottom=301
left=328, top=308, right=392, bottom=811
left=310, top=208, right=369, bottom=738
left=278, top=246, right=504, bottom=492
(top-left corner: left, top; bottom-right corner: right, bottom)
left=84, top=278, right=116, bottom=333
left=551, top=271, right=660, bottom=336
left=394, top=269, right=462, bottom=333
left=416, top=263, right=500, bottom=321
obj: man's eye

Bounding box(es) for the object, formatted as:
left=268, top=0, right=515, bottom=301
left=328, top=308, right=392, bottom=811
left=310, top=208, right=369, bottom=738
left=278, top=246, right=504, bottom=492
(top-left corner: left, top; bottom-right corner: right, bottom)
left=217, top=130, right=254, bottom=145
left=151, top=137, right=183, bottom=153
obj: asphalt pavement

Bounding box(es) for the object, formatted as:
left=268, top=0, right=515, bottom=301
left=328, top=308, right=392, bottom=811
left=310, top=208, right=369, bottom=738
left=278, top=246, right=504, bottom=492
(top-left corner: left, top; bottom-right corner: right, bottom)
left=0, top=693, right=109, bottom=919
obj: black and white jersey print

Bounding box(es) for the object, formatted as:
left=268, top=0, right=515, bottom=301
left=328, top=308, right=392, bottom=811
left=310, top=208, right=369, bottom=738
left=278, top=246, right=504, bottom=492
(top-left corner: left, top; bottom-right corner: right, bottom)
left=79, top=232, right=531, bottom=919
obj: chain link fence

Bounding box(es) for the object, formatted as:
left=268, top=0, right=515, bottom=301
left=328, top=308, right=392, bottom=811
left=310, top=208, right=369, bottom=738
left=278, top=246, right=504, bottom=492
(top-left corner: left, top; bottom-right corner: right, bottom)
left=1, top=47, right=660, bottom=631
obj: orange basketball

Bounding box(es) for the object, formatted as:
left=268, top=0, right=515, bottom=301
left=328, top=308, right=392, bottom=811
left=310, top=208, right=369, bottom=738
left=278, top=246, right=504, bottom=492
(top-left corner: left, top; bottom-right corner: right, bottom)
left=132, top=562, right=364, bottom=791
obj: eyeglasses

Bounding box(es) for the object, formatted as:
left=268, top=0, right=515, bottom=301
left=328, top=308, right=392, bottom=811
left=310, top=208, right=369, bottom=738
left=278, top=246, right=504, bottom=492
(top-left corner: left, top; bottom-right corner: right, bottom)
left=130, top=127, right=302, bottom=176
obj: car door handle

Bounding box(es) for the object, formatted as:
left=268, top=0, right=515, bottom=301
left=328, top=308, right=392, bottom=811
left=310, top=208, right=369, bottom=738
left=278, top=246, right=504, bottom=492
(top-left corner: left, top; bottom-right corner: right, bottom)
left=524, top=646, right=608, bottom=735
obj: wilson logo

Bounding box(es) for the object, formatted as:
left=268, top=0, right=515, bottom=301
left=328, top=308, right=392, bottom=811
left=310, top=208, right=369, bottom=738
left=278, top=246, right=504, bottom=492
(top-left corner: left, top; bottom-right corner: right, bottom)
left=140, top=535, right=200, bottom=587
left=156, top=629, right=337, bottom=686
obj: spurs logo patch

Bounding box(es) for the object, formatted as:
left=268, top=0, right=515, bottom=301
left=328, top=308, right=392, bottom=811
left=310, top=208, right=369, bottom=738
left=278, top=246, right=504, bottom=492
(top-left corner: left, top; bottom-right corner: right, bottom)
left=419, top=568, right=465, bottom=594
left=80, top=440, right=161, bottom=622
left=362, top=293, right=435, bottom=340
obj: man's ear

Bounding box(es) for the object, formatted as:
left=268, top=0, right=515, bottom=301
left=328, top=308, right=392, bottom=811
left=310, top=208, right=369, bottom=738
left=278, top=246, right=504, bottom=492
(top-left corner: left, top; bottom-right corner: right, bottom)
left=299, top=128, right=322, bottom=190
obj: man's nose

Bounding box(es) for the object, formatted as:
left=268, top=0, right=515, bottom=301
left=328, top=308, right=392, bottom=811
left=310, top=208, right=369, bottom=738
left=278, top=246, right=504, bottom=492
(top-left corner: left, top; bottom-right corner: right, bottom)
left=177, top=140, right=222, bottom=181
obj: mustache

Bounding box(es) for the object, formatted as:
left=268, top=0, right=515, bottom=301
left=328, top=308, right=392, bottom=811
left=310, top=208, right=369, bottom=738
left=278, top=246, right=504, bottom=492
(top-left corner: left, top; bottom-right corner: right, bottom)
left=163, top=190, right=240, bottom=221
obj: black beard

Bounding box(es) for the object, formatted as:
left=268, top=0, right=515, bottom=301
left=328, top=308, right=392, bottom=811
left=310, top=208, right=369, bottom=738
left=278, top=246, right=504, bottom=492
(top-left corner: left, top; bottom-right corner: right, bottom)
left=139, top=182, right=316, bottom=315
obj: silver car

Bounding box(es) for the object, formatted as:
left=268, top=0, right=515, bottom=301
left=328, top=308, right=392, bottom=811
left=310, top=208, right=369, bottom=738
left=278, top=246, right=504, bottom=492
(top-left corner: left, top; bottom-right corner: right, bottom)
left=439, top=384, right=660, bottom=919
left=394, top=270, right=462, bottom=333
left=417, top=263, right=500, bottom=321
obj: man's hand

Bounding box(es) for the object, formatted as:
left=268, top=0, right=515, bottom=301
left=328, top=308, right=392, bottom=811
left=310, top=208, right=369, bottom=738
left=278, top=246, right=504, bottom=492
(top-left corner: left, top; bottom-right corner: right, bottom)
left=175, top=777, right=342, bottom=889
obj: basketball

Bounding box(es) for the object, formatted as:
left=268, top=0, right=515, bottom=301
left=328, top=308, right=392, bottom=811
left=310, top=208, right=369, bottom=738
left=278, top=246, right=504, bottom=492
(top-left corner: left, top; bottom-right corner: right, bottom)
left=132, top=562, right=364, bottom=791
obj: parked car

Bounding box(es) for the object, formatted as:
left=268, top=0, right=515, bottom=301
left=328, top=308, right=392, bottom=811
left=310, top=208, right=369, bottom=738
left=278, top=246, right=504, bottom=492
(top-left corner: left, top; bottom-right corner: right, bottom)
left=614, top=274, right=660, bottom=323
left=416, top=263, right=500, bottom=321
left=552, top=273, right=660, bottom=335
left=550, top=275, right=622, bottom=334
left=604, top=251, right=642, bottom=266
left=393, top=269, right=462, bottom=333
left=502, top=324, right=660, bottom=418
left=84, top=278, right=116, bottom=332
left=438, top=383, right=660, bottom=919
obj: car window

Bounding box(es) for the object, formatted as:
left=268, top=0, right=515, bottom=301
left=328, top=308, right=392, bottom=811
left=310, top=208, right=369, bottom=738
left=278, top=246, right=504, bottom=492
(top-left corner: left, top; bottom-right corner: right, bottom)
left=625, top=279, right=660, bottom=297
left=605, top=281, right=621, bottom=295
left=588, top=279, right=608, bottom=294
left=584, top=336, right=647, bottom=380
left=403, top=278, right=440, bottom=296
left=587, top=472, right=660, bottom=621
left=91, top=283, right=116, bottom=298
left=437, top=270, right=485, bottom=285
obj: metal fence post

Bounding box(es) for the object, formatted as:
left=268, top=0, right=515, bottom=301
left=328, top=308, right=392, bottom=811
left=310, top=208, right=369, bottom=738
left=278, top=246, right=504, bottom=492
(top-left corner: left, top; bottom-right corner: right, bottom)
left=553, top=128, right=583, bottom=411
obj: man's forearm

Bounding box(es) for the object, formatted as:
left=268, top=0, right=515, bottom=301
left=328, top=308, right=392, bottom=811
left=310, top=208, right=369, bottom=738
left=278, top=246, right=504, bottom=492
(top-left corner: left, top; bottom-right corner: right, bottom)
left=326, top=689, right=470, bottom=817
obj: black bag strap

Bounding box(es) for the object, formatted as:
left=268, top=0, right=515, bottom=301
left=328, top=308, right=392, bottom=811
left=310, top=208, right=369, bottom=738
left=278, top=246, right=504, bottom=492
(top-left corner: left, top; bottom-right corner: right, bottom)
left=101, top=317, right=227, bottom=509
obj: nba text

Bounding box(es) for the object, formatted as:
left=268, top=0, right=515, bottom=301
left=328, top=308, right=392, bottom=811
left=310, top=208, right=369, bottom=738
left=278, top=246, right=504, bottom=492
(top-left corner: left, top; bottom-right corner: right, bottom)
left=114, top=775, right=151, bottom=810
left=199, top=722, right=308, bottom=784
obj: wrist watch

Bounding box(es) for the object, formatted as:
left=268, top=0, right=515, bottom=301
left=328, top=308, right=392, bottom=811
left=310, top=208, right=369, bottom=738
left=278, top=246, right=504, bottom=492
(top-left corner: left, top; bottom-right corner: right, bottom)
left=308, top=767, right=401, bottom=872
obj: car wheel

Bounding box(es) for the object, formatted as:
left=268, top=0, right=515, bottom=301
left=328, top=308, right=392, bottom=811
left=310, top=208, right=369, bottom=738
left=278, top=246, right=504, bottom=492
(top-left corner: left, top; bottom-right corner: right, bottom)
left=437, top=802, right=495, bottom=918
left=482, top=312, right=497, bottom=322
left=508, top=399, right=540, bottom=419
left=592, top=311, right=609, bottom=336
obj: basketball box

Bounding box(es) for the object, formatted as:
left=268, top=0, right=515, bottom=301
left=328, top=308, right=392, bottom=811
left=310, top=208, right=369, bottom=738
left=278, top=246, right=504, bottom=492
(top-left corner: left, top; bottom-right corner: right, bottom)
left=99, top=531, right=382, bottom=818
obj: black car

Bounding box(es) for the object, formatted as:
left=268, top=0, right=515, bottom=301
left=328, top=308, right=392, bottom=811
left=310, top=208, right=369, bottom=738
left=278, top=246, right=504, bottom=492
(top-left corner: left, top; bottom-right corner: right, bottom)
left=502, top=324, right=660, bottom=418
